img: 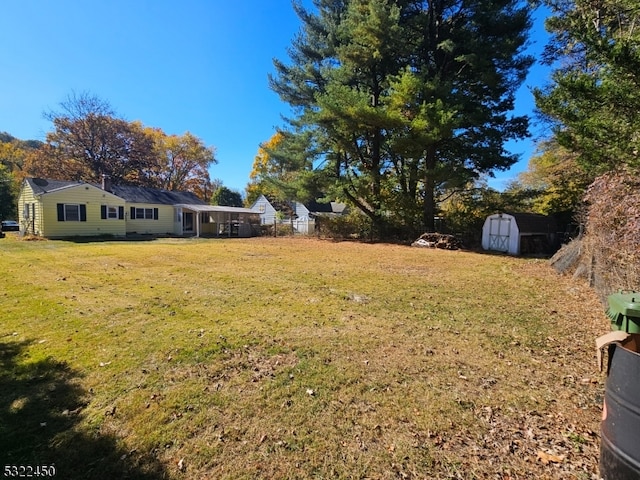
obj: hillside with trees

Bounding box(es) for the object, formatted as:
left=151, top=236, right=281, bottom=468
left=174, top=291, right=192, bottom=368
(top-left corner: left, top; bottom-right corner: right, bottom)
left=0, top=132, right=43, bottom=220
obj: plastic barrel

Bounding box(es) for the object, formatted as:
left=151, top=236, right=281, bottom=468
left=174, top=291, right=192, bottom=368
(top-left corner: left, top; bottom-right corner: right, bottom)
left=600, top=342, right=640, bottom=479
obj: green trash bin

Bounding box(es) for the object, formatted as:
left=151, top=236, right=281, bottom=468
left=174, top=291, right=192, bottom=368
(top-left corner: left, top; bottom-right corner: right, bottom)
left=600, top=292, right=640, bottom=478
left=606, top=291, right=640, bottom=333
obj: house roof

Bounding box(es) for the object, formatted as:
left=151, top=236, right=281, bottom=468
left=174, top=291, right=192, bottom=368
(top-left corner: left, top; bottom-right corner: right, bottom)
left=25, top=177, right=206, bottom=206
left=306, top=200, right=348, bottom=215
left=254, top=195, right=347, bottom=216
left=27, top=177, right=85, bottom=195
left=110, top=185, right=204, bottom=206
left=263, top=196, right=295, bottom=214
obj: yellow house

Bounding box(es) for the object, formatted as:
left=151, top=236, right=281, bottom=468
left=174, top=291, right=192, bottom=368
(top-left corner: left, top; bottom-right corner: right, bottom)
left=109, top=184, right=190, bottom=236
left=18, top=178, right=261, bottom=239
left=19, top=178, right=127, bottom=238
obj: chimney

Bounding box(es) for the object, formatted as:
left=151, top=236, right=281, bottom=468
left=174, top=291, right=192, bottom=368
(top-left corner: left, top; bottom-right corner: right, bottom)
left=101, top=174, right=112, bottom=192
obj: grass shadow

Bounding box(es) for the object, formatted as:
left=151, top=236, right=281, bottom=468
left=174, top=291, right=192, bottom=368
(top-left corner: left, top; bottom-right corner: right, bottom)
left=57, top=233, right=164, bottom=243
left=0, top=339, right=167, bottom=480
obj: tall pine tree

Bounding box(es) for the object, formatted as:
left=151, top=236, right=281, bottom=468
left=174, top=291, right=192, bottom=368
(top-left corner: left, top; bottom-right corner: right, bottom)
left=271, top=0, right=533, bottom=235
left=534, top=0, right=640, bottom=173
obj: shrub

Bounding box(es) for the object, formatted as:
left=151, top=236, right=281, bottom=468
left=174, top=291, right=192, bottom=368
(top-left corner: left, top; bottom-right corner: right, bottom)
left=316, top=211, right=373, bottom=240
left=582, top=170, right=640, bottom=298
left=259, top=222, right=296, bottom=237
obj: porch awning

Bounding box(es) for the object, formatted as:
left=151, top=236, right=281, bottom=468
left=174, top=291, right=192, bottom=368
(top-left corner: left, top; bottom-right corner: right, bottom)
left=175, top=204, right=258, bottom=214
left=174, top=204, right=259, bottom=238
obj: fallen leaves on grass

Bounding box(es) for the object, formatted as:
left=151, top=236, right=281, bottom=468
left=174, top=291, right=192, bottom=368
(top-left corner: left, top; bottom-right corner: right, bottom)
left=537, top=450, right=566, bottom=465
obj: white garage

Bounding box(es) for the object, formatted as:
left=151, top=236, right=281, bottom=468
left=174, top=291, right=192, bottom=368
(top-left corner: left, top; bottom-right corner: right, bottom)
left=482, top=213, right=558, bottom=255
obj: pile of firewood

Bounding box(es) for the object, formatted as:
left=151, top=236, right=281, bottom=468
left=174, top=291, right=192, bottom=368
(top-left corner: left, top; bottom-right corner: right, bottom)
left=411, top=233, right=463, bottom=250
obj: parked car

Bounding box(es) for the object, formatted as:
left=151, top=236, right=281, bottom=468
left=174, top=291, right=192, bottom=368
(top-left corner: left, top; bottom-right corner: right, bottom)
left=1, top=220, right=19, bottom=232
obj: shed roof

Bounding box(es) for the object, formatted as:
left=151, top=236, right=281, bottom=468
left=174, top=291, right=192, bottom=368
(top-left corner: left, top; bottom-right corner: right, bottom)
left=507, top=212, right=557, bottom=233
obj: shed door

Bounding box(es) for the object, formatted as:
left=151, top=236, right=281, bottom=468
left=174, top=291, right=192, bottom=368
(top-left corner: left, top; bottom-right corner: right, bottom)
left=489, top=216, right=511, bottom=252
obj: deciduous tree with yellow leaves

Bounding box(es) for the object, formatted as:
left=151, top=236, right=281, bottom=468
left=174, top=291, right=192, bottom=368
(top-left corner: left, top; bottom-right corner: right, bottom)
left=146, top=128, right=217, bottom=201
left=246, top=130, right=322, bottom=206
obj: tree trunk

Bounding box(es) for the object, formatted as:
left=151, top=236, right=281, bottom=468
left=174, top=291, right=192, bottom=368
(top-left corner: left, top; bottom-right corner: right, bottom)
left=423, top=146, right=436, bottom=233
left=342, top=186, right=385, bottom=234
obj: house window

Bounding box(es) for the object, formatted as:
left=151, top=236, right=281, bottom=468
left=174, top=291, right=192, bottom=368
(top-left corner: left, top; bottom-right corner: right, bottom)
left=101, top=205, right=124, bottom=220
left=201, top=212, right=210, bottom=224
left=130, top=207, right=159, bottom=220
left=138, top=208, right=153, bottom=219
left=57, top=203, right=86, bottom=222
left=65, top=205, right=80, bottom=221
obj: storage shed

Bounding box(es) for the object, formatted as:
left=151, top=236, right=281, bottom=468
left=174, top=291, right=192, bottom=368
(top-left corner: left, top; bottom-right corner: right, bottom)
left=481, top=213, right=558, bottom=255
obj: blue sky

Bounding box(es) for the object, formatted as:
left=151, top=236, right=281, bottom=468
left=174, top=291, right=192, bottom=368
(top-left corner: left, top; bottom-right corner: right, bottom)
left=0, top=0, right=552, bottom=194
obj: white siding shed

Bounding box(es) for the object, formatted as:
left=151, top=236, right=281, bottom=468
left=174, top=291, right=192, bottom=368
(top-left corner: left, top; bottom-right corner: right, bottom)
left=482, top=212, right=557, bottom=255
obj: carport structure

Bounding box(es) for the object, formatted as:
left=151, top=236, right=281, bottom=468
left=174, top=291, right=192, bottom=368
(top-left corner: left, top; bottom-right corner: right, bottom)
left=175, top=204, right=261, bottom=238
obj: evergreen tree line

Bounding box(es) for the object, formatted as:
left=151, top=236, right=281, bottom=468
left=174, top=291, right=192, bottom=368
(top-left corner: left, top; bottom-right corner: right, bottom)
left=251, top=0, right=534, bottom=239
left=249, top=0, right=640, bottom=248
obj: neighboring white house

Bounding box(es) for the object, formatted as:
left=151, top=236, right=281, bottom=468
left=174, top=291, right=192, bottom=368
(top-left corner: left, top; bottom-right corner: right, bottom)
left=481, top=212, right=558, bottom=255
left=251, top=194, right=282, bottom=226
left=250, top=194, right=348, bottom=234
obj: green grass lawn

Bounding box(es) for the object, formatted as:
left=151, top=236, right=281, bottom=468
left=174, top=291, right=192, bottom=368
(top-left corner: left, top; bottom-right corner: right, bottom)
left=0, top=235, right=607, bottom=479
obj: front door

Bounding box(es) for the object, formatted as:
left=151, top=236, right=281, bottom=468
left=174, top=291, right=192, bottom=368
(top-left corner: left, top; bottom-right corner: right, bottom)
left=183, top=212, right=194, bottom=232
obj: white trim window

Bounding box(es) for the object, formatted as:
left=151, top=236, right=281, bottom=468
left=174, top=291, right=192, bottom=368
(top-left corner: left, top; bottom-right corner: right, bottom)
left=65, top=205, right=80, bottom=221
left=130, top=207, right=159, bottom=220
left=57, top=203, right=86, bottom=222
left=101, top=205, right=124, bottom=220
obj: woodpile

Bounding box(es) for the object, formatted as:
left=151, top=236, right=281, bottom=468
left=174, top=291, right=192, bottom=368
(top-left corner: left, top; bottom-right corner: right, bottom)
left=411, top=233, right=463, bottom=250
